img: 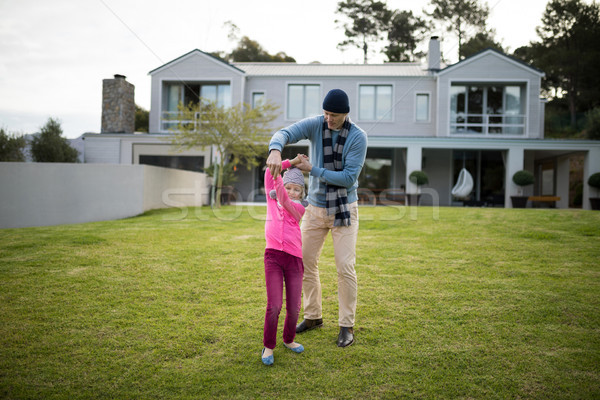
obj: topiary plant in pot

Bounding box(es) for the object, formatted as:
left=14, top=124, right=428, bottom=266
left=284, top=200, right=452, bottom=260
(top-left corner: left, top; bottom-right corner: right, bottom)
left=587, top=172, right=600, bottom=210
left=407, top=170, right=428, bottom=206
left=511, top=170, right=534, bottom=208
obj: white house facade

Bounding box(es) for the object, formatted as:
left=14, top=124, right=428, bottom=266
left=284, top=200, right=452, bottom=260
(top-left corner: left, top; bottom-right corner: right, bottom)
left=84, top=38, right=600, bottom=209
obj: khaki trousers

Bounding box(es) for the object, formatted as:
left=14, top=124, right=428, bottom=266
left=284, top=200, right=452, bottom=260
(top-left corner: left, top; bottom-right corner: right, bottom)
left=301, top=202, right=359, bottom=327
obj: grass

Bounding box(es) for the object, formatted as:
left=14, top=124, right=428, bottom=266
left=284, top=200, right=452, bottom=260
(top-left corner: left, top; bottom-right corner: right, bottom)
left=0, top=205, right=599, bottom=399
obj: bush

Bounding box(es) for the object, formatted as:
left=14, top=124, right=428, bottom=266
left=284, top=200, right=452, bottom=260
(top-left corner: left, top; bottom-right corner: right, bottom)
left=512, top=170, right=534, bottom=186
left=588, top=172, right=600, bottom=189
left=409, top=170, right=429, bottom=186
left=31, top=118, right=79, bottom=163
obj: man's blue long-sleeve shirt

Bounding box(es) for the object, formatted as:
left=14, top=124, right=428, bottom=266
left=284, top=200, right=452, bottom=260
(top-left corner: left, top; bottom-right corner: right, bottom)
left=268, top=115, right=368, bottom=208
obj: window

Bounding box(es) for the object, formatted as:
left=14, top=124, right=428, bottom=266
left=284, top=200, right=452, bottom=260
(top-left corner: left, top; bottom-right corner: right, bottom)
left=450, top=83, right=525, bottom=135
left=415, top=93, right=430, bottom=122
left=252, top=92, right=265, bottom=108
left=163, top=82, right=231, bottom=111
left=200, top=84, right=231, bottom=107
left=359, top=85, right=392, bottom=121
left=139, top=155, right=205, bottom=173
left=161, top=82, right=231, bottom=130
left=287, top=84, right=320, bottom=119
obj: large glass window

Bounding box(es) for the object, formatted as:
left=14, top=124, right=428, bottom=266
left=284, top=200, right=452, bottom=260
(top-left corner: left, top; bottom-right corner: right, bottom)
left=359, top=85, right=392, bottom=121
left=162, top=82, right=231, bottom=130
left=200, top=84, right=231, bottom=107
left=450, top=83, right=525, bottom=135
left=287, top=84, right=320, bottom=119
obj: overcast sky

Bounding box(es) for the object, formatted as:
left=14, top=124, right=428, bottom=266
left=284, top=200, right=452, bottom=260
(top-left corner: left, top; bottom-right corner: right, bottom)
left=0, top=0, right=574, bottom=138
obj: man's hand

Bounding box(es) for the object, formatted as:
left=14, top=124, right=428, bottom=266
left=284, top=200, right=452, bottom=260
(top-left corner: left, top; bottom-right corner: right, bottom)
left=266, top=149, right=282, bottom=177
left=296, top=154, right=313, bottom=173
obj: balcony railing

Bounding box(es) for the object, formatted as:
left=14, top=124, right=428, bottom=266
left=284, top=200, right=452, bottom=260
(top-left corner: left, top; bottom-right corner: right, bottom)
left=161, top=111, right=203, bottom=131
left=450, top=113, right=526, bottom=135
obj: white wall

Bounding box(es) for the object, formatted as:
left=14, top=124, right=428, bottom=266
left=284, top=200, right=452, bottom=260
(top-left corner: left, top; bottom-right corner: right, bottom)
left=0, top=163, right=210, bottom=229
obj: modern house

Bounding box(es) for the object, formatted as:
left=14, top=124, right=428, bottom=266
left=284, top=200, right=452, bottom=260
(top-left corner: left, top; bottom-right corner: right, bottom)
left=84, top=37, right=600, bottom=209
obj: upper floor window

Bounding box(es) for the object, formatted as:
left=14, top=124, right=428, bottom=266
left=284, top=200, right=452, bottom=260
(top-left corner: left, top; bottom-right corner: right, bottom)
left=359, top=85, right=392, bottom=121
left=163, top=82, right=231, bottom=112
left=161, top=82, right=231, bottom=130
left=252, top=92, right=265, bottom=108
left=450, top=83, right=525, bottom=135
left=200, top=83, right=231, bottom=107
left=287, top=84, right=320, bottom=119
left=415, top=93, right=430, bottom=122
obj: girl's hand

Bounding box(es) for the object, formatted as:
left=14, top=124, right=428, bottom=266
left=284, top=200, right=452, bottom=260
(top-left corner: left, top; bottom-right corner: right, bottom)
left=290, top=154, right=308, bottom=166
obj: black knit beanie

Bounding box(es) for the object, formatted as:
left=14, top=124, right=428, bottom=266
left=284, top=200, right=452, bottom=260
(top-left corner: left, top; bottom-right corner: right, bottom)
left=322, top=89, right=350, bottom=113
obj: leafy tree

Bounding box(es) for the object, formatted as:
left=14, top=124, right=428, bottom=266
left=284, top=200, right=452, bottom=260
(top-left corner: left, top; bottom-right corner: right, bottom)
left=384, top=10, right=428, bottom=62
left=229, top=36, right=296, bottom=62
left=0, top=128, right=26, bottom=161
left=212, top=22, right=296, bottom=63
left=169, top=100, right=279, bottom=207
left=135, top=105, right=149, bottom=132
left=460, top=31, right=504, bottom=58
left=30, top=118, right=79, bottom=163
left=424, top=0, right=489, bottom=61
left=528, top=0, right=600, bottom=130
left=335, top=0, right=394, bottom=63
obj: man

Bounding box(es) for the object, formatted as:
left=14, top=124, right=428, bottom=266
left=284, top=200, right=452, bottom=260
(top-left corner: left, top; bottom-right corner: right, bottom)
left=266, top=89, right=367, bottom=347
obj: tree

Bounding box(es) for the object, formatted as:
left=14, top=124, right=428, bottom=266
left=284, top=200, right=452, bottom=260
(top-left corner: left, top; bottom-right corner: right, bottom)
left=30, top=118, right=79, bottom=163
left=135, top=105, right=149, bottom=132
left=169, top=100, right=279, bottom=207
left=229, top=36, right=296, bottom=62
left=335, top=0, right=394, bottom=63
left=529, top=0, right=600, bottom=129
left=584, top=107, right=600, bottom=140
left=213, top=21, right=296, bottom=63
left=0, top=128, right=26, bottom=161
left=424, top=0, right=489, bottom=61
left=384, top=10, right=428, bottom=62
left=460, top=30, right=504, bottom=59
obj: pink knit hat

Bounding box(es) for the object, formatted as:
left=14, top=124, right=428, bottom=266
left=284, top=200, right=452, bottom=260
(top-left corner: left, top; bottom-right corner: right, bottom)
left=282, top=167, right=305, bottom=187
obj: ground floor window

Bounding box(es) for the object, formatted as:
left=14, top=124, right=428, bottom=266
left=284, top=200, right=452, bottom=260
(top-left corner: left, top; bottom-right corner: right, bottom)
left=252, top=146, right=309, bottom=201
left=139, top=155, right=205, bottom=173
left=358, top=148, right=393, bottom=191
left=452, top=150, right=504, bottom=205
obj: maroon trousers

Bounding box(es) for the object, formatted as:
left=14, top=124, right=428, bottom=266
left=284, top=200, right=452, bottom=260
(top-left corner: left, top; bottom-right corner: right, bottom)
left=263, top=248, right=304, bottom=349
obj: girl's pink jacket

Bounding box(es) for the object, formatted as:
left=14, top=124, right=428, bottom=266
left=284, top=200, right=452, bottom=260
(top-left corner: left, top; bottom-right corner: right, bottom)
left=264, top=159, right=306, bottom=259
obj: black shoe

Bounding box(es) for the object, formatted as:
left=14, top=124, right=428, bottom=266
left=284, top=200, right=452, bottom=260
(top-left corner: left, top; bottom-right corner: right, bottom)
left=337, top=327, right=354, bottom=347
left=296, top=318, right=323, bottom=333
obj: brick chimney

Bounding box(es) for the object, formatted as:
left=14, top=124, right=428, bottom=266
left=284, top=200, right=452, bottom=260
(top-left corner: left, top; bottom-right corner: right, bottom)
left=101, top=74, right=135, bottom=133
left=427, top=36, right=441, bottom=71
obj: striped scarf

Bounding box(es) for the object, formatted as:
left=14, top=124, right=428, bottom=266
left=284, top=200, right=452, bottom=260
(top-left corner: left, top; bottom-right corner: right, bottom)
left=323, top=118, right=351, bottom=226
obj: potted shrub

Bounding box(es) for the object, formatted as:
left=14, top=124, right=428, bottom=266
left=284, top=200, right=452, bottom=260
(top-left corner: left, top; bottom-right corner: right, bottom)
left=511, top=170, right=534, bottom=208
left=407, top=170, right=428, bottom=206
left=588, top=172, right=600, bottom=210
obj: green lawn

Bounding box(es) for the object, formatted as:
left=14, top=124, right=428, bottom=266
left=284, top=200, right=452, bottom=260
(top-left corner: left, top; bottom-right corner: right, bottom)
left=1, top=206, right=599, bottom=399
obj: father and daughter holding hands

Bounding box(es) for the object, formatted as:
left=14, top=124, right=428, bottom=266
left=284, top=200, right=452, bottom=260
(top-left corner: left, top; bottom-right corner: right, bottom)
left=260, top=89, right=368, bottom=365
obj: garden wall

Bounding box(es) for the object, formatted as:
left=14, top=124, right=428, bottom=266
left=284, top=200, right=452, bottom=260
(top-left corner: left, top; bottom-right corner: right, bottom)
left=0, top=163, right=210, bottom=229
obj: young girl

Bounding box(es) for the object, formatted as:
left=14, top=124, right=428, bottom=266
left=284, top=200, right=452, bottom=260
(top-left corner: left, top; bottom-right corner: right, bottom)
left=261, top=154, right=307, bottom=366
